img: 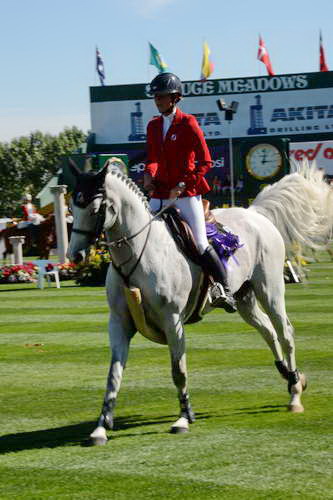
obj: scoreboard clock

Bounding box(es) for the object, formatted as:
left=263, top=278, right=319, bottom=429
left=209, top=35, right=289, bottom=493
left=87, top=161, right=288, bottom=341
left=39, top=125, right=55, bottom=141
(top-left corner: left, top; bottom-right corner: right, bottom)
left=228, top=138, right=290, bottom=206
left=245, top=143, right=283, bottom=180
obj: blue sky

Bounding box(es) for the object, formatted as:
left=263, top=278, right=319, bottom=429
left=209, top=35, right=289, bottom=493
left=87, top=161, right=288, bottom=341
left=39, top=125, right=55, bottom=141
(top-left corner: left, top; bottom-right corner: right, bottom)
left=1, top=0, right=332, bottom=142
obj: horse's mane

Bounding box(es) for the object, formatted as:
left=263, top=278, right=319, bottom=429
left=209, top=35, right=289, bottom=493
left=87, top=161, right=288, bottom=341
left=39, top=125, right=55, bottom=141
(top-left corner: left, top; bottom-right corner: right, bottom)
left=249, top=162, right=333, bottom=249
left=106, top=167, right=150, bottom=211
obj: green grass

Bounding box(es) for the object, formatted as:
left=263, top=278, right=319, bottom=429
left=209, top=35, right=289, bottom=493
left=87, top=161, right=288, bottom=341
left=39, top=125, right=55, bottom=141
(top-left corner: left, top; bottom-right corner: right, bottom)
left=0, top=256, right=332, bottom=499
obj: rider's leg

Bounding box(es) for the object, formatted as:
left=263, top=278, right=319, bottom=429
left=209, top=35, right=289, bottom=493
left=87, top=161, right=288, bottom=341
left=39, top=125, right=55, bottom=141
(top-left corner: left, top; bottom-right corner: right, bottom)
left=200, top=245, right=237, bottom=312
left=175, top=196, right=237, bottom=313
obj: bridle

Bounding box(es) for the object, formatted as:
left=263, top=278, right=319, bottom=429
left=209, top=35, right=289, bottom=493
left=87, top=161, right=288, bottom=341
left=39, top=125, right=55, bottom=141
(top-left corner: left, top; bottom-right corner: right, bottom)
left=71, top=193, right=106, bottom=245
left=72, top=188, right=179, bottom=287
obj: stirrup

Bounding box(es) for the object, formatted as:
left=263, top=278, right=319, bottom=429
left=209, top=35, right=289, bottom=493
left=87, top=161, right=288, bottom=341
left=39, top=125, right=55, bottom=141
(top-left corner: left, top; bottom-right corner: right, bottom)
left=210, top=283, right=237, bottom=313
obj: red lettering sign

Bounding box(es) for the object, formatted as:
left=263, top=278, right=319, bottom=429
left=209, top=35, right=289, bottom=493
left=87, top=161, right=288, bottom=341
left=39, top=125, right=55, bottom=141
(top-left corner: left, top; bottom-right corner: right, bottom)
left=324, top=147, right=333, bottom=160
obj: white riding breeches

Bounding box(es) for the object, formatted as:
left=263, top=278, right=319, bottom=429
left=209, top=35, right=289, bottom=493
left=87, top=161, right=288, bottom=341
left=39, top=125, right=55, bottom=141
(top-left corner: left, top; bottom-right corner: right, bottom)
left=150, top=195, right=209, bottom=254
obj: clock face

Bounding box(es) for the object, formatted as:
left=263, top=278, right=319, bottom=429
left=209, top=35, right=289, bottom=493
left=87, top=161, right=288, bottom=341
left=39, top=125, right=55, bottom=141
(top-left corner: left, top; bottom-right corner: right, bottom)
left=246, top=144, right=283, bottom=179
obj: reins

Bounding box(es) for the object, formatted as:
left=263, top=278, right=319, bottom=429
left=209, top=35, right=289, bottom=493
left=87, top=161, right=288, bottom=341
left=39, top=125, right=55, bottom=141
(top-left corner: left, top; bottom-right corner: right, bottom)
left=107, top=198, right=177, bottom=248
left=109, top=222, right=152, bottom=287
left=72, top=186, right=179, bottom=287
left=107, top=198, right=178, bottom=286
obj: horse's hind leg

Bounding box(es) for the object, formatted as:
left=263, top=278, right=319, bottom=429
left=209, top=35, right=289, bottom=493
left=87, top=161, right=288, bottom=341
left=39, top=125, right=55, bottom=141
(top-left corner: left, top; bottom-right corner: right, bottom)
left=254, top=278, right=306, bottom=412
left=237, top=288, right=287, bottom=373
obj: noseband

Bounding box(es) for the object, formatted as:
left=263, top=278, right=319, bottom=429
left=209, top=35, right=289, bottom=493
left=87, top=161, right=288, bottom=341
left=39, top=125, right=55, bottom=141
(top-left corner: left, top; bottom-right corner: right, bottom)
left=71, top=193, right=106, bottom=245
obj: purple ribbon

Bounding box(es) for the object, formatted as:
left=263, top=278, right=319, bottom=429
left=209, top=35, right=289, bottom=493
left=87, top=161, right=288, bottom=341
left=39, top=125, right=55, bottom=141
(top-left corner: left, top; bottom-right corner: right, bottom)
left=206, top=222, right=243, bottom=268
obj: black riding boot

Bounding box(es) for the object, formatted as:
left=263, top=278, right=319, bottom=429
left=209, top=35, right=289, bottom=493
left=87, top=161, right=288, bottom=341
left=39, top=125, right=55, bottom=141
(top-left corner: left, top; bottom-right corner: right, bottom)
left=201, top=245, right=237, bottom=313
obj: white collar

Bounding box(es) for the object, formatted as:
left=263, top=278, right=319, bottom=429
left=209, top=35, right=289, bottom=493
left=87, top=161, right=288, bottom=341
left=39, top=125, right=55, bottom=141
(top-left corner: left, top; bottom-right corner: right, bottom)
left=162, top=108, right=176, bottom=138
left=162, top=108, right=176, bottom=122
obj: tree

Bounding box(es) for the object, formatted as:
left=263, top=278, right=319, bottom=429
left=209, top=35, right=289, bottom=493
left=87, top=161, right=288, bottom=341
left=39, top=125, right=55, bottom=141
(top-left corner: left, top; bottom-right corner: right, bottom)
left=0, top=127, right=86, bottom=217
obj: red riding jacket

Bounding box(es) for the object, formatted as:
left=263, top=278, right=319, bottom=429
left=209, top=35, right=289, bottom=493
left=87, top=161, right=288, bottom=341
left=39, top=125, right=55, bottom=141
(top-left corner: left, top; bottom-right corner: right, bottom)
left=21, top=203, right=37, bottom=220
left=145, top=108, right=213, bottom=198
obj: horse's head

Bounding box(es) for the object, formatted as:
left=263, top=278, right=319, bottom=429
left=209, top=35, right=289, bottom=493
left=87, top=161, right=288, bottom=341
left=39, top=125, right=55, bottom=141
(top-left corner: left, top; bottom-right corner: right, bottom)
left=67, top=161, right=108, bottom=264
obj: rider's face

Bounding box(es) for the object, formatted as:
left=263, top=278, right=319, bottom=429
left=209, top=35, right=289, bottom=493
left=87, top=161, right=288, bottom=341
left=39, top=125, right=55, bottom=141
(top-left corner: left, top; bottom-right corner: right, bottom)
left=154, top=94, right=174, bottom=114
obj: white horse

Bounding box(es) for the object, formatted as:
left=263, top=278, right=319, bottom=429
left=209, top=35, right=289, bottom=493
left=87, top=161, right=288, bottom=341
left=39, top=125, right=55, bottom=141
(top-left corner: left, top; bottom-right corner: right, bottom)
left=67, top=162, right=333, bottom=445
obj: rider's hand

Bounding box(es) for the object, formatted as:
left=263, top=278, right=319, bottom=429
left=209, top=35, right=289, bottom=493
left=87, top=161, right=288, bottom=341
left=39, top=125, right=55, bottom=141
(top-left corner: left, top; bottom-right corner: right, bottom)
left=169, top=183, right=185, bottom=199
left=143, top=173, right=155, bottom=197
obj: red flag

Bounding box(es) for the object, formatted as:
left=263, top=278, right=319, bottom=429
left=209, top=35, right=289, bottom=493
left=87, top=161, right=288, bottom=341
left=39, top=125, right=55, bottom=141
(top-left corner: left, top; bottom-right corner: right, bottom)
left=257, top=35, right=274, bottom=76
left=320, top=31, right=329, bottom=72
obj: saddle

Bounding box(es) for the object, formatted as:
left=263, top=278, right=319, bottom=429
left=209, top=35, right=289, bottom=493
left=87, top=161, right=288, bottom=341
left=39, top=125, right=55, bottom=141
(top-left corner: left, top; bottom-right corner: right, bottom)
left=161, top=199, right=215, bottom=268
left=161, top=199, right=240, bottom=324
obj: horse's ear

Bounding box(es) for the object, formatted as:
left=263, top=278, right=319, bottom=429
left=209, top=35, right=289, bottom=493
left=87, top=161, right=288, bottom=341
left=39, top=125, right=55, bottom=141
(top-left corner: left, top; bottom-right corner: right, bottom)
left=83, top=157, right=93, bottom=173
left=68, top=158, right=81, bottom=178
left=95, top=161, right=111, bottom=186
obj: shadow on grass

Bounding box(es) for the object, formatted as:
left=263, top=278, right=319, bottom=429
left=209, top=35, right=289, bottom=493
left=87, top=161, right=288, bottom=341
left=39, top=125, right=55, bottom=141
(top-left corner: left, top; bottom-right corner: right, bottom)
left=0, top=420, right=97, bottom=454
left=0, top=412, right=211, bottom=453
left=0, top=284, right=80, bottom=293
left=225, top=404, right=287, bottom=417
left=238, top=404, right=286, bottom=412
left=201, top=404, right=287, bottom=421
left=0, top=287, right=36, bottom=293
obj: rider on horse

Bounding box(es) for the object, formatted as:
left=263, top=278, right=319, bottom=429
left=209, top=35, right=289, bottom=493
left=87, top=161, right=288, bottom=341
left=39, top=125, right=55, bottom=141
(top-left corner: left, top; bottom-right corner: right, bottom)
left=144, top=72, right=237, bottom=313
left=18, top=193, right=44, bottom=228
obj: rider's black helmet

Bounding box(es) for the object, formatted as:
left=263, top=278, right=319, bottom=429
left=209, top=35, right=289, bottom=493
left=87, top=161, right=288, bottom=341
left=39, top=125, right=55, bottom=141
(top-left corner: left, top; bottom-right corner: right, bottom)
left=149, top=72, right=183, bottom=96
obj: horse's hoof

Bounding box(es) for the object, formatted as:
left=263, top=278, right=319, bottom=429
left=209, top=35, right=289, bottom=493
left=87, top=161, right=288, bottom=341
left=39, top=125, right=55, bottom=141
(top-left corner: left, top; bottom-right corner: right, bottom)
left=288, top=404, right=304, bottom=413
left=170, top=426, right=189, bottom=434
left=90, top=436, right=108, bottom=446
left=90, top=426, right=108, bottom=445
left=170, top=416, right=189, bottom=434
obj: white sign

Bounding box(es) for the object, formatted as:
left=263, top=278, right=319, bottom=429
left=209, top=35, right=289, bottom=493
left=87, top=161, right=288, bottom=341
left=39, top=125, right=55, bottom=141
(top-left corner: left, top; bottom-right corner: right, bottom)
left=290, top=140, right=333, bottom=174
left=90, top=87, right=333, bottom=145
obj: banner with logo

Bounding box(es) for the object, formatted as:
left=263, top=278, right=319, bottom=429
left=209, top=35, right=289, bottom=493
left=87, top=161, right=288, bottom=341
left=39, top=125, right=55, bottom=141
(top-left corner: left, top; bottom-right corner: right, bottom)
left=90, top=71, right=333, bottom=145
left=290, top=140, right=333, bottom=174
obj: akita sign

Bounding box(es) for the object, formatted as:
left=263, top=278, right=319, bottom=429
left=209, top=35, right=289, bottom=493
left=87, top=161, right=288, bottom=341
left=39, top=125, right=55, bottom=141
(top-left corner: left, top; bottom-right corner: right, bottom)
left=90, top=71, right=333, bottom=146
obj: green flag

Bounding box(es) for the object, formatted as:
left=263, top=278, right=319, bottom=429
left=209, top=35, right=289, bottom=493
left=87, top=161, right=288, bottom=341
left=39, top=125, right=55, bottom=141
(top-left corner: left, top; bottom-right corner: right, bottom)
left=149, top=42, right=168, bottom=73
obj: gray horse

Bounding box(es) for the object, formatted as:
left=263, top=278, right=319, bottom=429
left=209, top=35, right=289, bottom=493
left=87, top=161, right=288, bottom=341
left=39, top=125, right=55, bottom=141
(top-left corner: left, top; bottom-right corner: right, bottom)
left=67, top=161, right=333, bottom=445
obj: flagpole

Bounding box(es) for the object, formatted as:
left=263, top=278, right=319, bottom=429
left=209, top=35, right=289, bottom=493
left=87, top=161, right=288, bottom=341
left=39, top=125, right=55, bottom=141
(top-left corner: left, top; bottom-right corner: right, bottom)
left=228, top=120, right=235, bottom=207
left=216, top=99, right=239, bottom=207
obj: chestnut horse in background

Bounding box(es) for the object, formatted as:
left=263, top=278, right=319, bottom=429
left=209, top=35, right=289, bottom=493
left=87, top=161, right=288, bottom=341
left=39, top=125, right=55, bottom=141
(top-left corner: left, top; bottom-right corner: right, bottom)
left=0, top=216, right=72, bottom=261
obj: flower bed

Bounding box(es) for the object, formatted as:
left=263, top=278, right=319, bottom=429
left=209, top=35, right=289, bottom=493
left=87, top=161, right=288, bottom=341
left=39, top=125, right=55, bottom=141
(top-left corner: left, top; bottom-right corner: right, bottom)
left=0, top=263, right=37, bottom=283
left=75, top=248, right=111, bottom=286
left=0, top=261, right=79, bottom=284
left=0, top=248, right=111, bottom=286
left=45, top=262, right=78, bottom=281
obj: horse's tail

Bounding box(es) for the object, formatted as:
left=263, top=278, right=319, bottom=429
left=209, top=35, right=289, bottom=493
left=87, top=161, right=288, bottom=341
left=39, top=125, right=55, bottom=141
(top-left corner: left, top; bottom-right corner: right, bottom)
left=249, top=162, right=333, bottom=250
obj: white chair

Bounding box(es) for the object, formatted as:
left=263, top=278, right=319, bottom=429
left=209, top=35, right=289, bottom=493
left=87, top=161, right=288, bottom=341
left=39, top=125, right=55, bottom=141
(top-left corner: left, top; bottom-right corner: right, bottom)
left=33, top=260, right=60, bottom=289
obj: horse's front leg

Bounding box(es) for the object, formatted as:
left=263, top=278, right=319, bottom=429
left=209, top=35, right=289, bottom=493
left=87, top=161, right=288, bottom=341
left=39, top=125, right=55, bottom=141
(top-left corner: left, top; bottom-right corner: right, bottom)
left=165, top=313, right=195, bottom=434
left=90, top=311, right=136, bottom=445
